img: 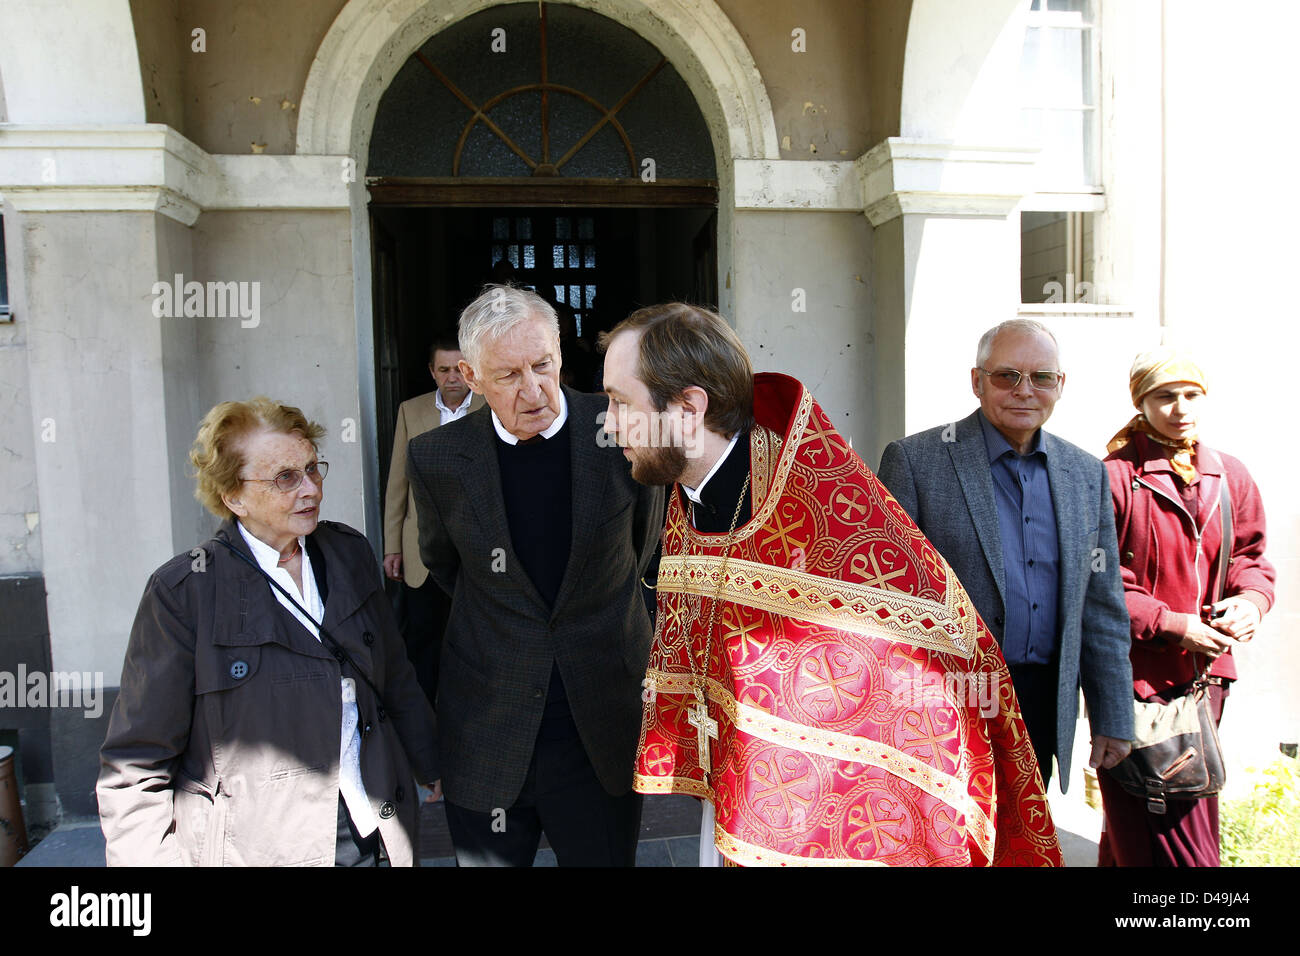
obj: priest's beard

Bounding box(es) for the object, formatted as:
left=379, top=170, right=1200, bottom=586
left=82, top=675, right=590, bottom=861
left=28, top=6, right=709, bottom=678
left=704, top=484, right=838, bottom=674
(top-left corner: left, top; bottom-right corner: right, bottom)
left=628, top=442, right=688, bottom=486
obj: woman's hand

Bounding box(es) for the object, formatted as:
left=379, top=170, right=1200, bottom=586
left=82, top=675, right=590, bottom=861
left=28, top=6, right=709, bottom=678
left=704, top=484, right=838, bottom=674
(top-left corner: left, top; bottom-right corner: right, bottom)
left=1177, top=619, right=1234, bottom=658
left=1205, top=597, right=1261, bottom=643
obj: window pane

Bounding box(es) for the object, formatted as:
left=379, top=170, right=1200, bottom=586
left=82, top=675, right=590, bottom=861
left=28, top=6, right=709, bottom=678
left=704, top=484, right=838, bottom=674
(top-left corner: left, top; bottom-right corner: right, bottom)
left=553, top=245, right=565, bottom=268
left=584, top=245, right=596, bottom=268
left=569, top=285, right=580, bottom=307
left=523, top=244, right=535, bottom=269
left=1020, top=211, right=1094, bottom=304
left=556, top=217, right=571, bottom=239
left=492, top=244, right=504, bottom=267
left=585, top=284, right=596, bottom=309
left=516, top=217, right=532, bottom=240
left=568, top=245, right=579, bottom=269
left=492, top=217, right=509, bottom=239
left=508, top=245, right=520, bottom=268
left=578, top=216, right=594, bottom=239
left=555, top=285, right=566, bottom=304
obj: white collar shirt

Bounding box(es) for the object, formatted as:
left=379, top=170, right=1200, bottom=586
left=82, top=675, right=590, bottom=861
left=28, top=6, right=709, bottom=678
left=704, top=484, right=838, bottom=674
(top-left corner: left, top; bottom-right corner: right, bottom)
left=237, top=522, right=379, bottom=838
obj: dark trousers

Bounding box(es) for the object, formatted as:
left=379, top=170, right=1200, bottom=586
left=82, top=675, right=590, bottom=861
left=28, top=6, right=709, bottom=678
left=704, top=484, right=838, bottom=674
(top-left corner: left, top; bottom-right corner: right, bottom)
left=401, top=577, right=449, bottom=709
left=1007, top=661, right=1058, bottom=791
left=443, top=722, right=642, bottom=867
left=1098, top=682, right=1228, bottom=867
left=334, top=795, right=383, bottom=867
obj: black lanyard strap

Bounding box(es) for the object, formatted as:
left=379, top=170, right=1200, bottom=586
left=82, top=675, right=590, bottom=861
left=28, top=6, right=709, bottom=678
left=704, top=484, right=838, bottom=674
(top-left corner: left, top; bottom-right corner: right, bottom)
left=216, top=537, right=389, bottom=722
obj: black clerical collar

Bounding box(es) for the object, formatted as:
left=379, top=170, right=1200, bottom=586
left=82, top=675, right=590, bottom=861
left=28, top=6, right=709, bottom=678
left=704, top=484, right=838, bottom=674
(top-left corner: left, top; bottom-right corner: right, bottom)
left=684, top=430, right=752, bottom=533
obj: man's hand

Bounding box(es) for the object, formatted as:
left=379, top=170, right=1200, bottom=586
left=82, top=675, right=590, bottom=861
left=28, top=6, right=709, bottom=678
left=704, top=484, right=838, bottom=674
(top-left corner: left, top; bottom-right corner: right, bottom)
left=1205, top=597, right=1261, bottom=643
left=383, top=553, right=403, bottom=581
left=1178, top=619, right=1235, bottom=658
left=1089, top=735, right=1132, bottom=770
left=424, top=779, right=443, bottom=803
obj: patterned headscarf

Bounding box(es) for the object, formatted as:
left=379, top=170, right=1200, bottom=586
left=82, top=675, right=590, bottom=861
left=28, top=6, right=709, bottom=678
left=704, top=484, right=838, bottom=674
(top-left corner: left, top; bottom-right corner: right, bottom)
left=1106, top=348, right=1208, bottom=484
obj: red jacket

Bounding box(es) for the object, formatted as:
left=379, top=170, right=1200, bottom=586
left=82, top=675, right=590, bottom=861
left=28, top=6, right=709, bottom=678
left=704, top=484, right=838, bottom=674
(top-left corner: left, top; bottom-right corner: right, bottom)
left=1104, top=433, right=1275, bottom=698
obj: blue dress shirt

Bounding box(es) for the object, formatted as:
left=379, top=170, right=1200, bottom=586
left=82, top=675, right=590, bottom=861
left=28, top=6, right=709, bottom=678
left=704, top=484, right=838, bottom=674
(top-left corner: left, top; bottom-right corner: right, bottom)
left=977, top=411, right=1060, bottom=665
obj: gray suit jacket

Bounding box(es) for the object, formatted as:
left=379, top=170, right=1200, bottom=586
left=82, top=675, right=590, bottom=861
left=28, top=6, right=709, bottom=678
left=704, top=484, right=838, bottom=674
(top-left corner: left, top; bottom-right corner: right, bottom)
left=877, top=410, right=1133, bottom=788
left=405, top=387, right=664, bottom=810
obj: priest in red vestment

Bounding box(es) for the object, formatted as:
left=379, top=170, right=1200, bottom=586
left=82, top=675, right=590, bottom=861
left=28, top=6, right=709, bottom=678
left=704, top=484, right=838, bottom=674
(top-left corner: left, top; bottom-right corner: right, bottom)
left=599, top=303, right=1062, bottom=866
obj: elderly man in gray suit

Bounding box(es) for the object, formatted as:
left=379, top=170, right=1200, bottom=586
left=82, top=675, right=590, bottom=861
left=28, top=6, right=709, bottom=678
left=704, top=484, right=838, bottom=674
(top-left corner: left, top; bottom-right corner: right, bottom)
left=406, top=284, right=662, bottom=866
left=877, top=319, right=1133, bottom=791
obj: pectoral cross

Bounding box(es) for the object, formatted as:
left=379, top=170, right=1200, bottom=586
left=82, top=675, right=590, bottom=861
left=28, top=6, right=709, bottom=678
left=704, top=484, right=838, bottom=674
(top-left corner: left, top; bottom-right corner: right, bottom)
left=687, top=698, right=719, bottom=774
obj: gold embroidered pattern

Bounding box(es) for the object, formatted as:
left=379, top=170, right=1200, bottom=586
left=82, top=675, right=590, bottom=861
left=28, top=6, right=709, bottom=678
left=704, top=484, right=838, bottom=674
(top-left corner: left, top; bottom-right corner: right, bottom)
left=683, top=389, right=814, bottom=549
left=749, top=424, right=783, bottom=508
left=658, top=554, right=978, bottom=658
left=632, top=773, right=711, bottom=800
left=642, top=671, right=995, bottom=861
left=715, top=823, right=888, bottom=867
left=720, top=694, right=994, bottom=859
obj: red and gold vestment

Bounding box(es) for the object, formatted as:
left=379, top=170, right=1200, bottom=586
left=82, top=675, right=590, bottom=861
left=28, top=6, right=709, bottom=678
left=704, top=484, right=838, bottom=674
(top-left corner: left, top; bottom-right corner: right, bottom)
left=634, top=374, right=1062, bottom=866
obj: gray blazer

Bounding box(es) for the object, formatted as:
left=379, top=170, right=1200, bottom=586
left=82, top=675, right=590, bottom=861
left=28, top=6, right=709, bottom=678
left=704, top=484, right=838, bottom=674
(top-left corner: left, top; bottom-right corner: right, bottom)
left=877, top=410, right=1133, bottom=788
left=405, top=387, right=663, bottom=811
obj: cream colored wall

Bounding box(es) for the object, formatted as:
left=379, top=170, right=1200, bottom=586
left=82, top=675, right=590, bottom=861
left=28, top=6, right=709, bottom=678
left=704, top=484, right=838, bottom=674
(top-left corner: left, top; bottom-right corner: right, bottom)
left=732, top=209, right=874, bottom=447
left=16, top=210, right=182, bottom=678
left=130, top=0, right=186, bottom=132
left=715, top=0, right=875, bottom=159
left=192, top=209, right=365, bottom=533
left=0, top=201, right=41, bottom=575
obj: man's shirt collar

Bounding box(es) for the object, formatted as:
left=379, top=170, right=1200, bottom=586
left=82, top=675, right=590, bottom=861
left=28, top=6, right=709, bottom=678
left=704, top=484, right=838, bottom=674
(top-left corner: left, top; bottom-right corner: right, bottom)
left=491, top=390, right=569, bottom=445
left=682, top=431, right=740, bottom=505
left=435, top=388, right=473, bottom=415
left=977, top=408, right=1045, bottom=463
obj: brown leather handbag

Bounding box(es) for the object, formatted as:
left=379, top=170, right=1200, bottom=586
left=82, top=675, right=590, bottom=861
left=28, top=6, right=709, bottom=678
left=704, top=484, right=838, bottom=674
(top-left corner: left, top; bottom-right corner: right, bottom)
left=1103, top=480, right=1231, bottom=814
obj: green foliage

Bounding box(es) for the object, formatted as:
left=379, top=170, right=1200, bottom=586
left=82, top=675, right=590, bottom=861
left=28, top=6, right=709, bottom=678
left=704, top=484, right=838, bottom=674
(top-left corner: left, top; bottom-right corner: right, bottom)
left=1220, top=755, right=1300, bottom=866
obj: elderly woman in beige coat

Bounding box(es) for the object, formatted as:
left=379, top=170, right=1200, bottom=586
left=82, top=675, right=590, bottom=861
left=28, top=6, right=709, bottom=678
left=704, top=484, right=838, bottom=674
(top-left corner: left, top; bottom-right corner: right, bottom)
left=97, top=398, right=438, bottom=866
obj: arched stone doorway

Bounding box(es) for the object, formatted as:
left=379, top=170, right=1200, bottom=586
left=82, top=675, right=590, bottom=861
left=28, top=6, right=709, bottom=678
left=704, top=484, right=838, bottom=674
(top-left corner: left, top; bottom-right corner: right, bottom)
left=297, top=0, right=778, bottom=539
left=365, top=2, right=722, bottom=487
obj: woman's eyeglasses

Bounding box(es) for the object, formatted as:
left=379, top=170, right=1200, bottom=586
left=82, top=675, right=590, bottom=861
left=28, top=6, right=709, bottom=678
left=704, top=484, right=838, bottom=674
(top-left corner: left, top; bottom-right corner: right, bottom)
left=241, top=460, right=329, bottom=493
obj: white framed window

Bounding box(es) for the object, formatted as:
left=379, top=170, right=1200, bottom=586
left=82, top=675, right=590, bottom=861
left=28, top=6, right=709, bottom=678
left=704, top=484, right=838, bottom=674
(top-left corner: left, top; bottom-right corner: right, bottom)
left=1020, top=0, right=1099, bottom=191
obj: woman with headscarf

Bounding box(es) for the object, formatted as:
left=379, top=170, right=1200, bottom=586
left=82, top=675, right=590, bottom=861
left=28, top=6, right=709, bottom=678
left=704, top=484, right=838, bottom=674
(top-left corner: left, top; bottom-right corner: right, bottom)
left=1098, top=349, right=1275, bottom=866
left=98, top=397, right=439, bottom=866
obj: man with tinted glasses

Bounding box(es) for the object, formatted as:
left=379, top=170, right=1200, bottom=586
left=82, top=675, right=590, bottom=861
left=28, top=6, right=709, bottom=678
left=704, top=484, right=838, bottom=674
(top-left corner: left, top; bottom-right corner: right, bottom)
left=877, top=319, right=1133, bottom=792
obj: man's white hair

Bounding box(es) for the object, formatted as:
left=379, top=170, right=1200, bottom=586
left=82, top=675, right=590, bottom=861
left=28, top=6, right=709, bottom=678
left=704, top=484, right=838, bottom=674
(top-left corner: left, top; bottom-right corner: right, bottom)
left=975, top=318, right=1059, bottom=368
left=458, top=284, right=559, bottom=371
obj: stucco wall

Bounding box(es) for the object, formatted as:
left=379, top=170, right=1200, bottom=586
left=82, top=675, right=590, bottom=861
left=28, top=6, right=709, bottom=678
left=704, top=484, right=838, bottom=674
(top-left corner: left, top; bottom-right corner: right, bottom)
left=130, top=0, right=186, bottom=132
left=19, top=210, right=179, bottom=678
left=714, top=0, right=876, bottom=160
left=732, top=209, right=873, bottom=449
left=191, top=209, right=365, bottom=533
left=181, top=0, right=347, bottom=155
left=0, top=204, right=41, bottom=574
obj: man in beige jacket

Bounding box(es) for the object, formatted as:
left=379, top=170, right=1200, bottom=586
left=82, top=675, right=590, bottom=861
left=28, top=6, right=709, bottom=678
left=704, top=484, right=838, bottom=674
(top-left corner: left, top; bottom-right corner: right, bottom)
left=384, top=336, right=483, bottom=708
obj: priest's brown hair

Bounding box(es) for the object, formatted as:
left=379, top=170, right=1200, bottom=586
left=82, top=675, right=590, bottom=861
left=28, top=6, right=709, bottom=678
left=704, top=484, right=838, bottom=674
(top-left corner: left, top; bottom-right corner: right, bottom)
left=601, top=303, right=755, bottom=435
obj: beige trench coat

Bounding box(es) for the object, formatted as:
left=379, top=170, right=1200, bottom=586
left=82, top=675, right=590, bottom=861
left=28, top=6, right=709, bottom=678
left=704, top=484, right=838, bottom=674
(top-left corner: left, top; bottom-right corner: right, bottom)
left=97, top=519, right=438, bottom=866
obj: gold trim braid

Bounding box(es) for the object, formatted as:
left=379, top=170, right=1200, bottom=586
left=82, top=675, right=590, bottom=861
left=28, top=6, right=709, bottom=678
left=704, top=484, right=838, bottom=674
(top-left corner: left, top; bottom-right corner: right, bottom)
left=658, top=553, right=977, bottom=659
left=715, top=824, right=889, bottom=867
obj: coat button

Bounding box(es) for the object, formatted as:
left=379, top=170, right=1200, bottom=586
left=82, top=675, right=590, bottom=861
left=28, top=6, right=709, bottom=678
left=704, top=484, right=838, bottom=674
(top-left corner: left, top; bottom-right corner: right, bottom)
left=362, top=723, right=372, bottom=737
left=994, top=616, right=1004, bottom=627
left=395, top=785, right=405, bottom=803
left=230, top=660, right=248, bottom=680
left=363, top=631, right=375, bottom=646
left=533, top=689, right=543, bottom=699
left=1124, top=551, right=1135, bottom=562
left=379, top=801, right=396, bottom=819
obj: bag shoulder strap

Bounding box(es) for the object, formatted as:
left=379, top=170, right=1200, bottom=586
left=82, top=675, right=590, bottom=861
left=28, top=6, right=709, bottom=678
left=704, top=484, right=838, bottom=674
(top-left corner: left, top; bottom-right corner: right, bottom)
left=1214, top=477, right=1233, bottom=604
left=216, top=536, right=390, bottom=721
